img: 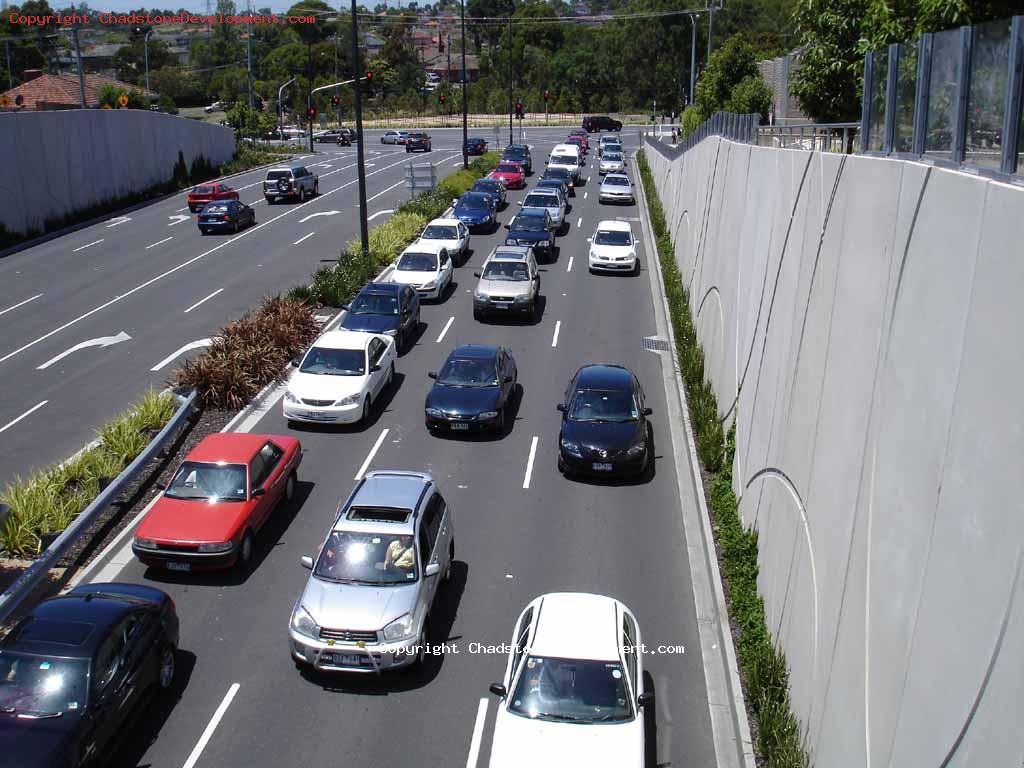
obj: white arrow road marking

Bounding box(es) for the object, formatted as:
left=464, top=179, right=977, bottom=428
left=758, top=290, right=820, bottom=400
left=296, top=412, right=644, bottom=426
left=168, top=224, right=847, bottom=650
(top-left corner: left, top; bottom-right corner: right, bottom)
left=184, top=289, right=223, bottom=314
left=168, top=214, right=192, bottom=226
left=0, top=400, right=48, bottom=434
left=146, top=236, right=173, bottom=249
left=299, top=210, right=340, bottom=223
left=105, top=216, right=131, bottom=228
left=293, top=232, right=315, bottom=245
left=72, top=239, right=103, bottom=252
left=150, top=338, right=212, bottom=371
left=368, top=209, right=394, bottom=221
left=37, top=331, right=131, bottom=370
left=0, top=294, right=43, bottom=317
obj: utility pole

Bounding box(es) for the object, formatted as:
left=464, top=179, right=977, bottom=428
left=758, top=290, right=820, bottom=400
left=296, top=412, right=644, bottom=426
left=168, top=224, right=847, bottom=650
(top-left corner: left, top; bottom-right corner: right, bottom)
left=71, top=25, right=85, bottom=108
left=707, top=1, right=715, bottom=64
left=687, top=13, right=696, bottom=110
left=307, top=41, right=314, bottom=152
left=446, top=33, right=451, bottom=118
left=143, top=28, right=152, bottom=96
left=461, top=0, right=468, bottom=169
left=246, top=0, right=253, bottom=108
left=5, top=40, right=13, bottom=92
left=278, top=76, right=295, bottom=136
left=350, top=0, right=369, bottom=259
left=334, top=31, right=339, bottom=125
left=507, top=13, right=512, bottom=147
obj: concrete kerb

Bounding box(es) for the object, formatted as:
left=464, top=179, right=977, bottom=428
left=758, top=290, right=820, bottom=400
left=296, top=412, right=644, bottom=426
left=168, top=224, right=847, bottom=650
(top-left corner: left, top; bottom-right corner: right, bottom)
left=634, top=153, right=757, bottom=768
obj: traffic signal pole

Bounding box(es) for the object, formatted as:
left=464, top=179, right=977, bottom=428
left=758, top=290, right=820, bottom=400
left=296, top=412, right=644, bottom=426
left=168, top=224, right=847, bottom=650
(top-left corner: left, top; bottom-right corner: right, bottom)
left=350, top=0, right=370, bottom=259
left=507, top=14, right=512, bottom=146
left=461, top=0, right=468, bottom=169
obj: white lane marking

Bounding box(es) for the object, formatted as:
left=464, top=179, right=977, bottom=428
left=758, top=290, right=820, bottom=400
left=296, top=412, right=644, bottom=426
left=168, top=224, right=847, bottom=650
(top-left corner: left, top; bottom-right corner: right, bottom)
left=522, top=436, right=539, bottom=490
left=150, top=338, right=212, bottom=371
left=576, top=216, right=582, bottom=228
left=551, top=320, right=561, bottom=348
left=37, top=331, right=131, bottom=370
left=368, top=209, right=395, bottom=221
left=465, top=698, right=489, bottom=768
left=436, top=316, right=455, bottom=343
left=0, top=400, right=48, bottom=435
left=583, top=191, right=588, bottom=199
left=184, top=289, right=224, bottom=314
left=175, top=206, right=190, bottom=212
left=366, top=178, right=407, bottom=202
left=0, top=153, right=443, bottom=367
left=567, top=256, right=574, bottom=272
left=293, top=232, right=315, bottom=245
left=355, top=428, right=390, bottom=481
left=299, top=210, right=340, bottom=223
left=145, top=236, right=173, bottom=249
left=105, top=216, right=131, bottom=228
left=72, top=239, right=103, bottom=252
left=168, top=215, right=192, bottom=226
left=0, top=294, right=43, bottom=317
left=181, top=683, right=241, bottom=768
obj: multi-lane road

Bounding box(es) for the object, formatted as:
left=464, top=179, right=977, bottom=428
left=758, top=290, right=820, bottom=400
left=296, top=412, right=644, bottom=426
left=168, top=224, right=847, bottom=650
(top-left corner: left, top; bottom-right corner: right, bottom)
left=6, top=125, right=722, bottom=767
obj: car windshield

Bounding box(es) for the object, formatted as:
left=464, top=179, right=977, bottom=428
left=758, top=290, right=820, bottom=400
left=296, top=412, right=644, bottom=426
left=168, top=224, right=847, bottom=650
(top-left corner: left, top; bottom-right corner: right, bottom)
left=193, top=186, right=214, bottom=194
left=204, top=204, right=230, bottom=213
left=469, top=137, right=485, bottom=143
left=266, top=170, right=291, bottom=180
left=0, top=653, right=89, bottom=717
left=408, top=133, right=425, bottom=139
left=437, top=357, right=499, bottom=386
left=473, top=180, right=501, bottom=192
left=605, top=177, right=630, bottom=186
left=496, top=164, right=521, bottom=174
left=551, top=155, right=575, bottom=165
left=483, top=261, right=530, bottom=282
left=513, top=216, right=547, bottom=232
left=300, top=347, right=366, bottom=376
left=509, top=656, right=633, bottom=723
left=569, top=389, right=638, bottom=422
left=524, top=194, right=556, bottom=208
left=349, top=292, right=399, bottom=316
left=545, top=169, right=570, bottom=179
left=459, top=193, right=489, bottom=209
left=315, top=531, right=417, bottom=584
left=422, top=225, right=458, bottom=240
left=398, top=252, right=438, bottom=271
left=164, top=461, right=248, bottom=501
left=595, top=230, right=631, bottom=246
left=604, top=153, right=623, bottom=162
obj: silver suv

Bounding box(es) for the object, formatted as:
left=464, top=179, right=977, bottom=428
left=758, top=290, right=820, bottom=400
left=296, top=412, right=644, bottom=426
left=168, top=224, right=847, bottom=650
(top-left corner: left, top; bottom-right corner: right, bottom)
left=473, top=245, right=541, bottom=321
left=263, top=165, right=319, bottom=204
left=289, top=470, right=454, bottom=673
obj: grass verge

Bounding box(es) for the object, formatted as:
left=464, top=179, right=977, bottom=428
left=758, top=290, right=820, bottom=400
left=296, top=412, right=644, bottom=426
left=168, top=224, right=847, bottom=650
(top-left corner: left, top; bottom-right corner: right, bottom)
left=636, top=149, right=809, bottom=767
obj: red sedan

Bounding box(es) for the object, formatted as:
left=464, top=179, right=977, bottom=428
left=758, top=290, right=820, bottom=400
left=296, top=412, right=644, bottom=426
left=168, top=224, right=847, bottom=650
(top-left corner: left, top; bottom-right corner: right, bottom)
left=133, top=433, right=302, bottom=571
left=187, top=182, right=239, bottom=212
left=566, top=136, right=588, bottom=155
left=490, top=162, right=526, bottom=190
left=568, top=130, right=589, bottom=152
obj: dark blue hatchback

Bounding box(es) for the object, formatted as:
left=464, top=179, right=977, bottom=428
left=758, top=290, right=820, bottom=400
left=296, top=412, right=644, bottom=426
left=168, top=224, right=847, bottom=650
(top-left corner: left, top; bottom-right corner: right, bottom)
left=198, top=200, right=256, bottom=235
left=340, top=282, right=420, bottom=351
left=425, top=345, right=519, bottom=434
left=453, top=192, right=498, bottom=231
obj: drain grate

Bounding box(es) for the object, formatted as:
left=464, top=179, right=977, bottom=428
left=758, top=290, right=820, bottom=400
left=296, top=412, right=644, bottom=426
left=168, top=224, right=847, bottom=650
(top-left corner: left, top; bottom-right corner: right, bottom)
left=642, top=336, right=672, bottom=352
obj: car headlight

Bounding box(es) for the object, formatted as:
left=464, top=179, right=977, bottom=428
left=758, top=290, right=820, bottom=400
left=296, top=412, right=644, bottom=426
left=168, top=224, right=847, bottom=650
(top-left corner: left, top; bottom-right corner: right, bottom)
left=514, top=295, right=530, bottom=303
left=291, top=605, right=320, bottom=639
left=197, top=541, right=234, bottom=553
left=479, top=411, right=499, bottom=419
left=627, top=441, right=647, bottom=457
left=382, top=613, right=415, bottom=642
left=590, top=251, right=598, bottom=260
left=335, top=394, right=361, bottom=406
left=560, top=438, right=582, bottom=457
left=285, top=390, right=299, bottom=403
left=426, top=407, right=444, bottom=417
left=473, top=291, right=487, bottom=301
left=421, top=280, right=437, bottom=290
left=134, top=538, right=158, bottom=550
left=382, top=328, right=398, bottom=336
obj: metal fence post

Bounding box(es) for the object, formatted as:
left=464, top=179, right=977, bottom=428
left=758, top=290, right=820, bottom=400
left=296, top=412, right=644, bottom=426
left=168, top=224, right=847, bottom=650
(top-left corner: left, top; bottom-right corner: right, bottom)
left=952, top=25, right=973, bottom=163
left=884, top=43, right=900, bottom=154
left=913, top=33, right=933, bottom=156
left=861, top=52, right=875, bottom=153
left=1000, top=16, right=1024, bottom=175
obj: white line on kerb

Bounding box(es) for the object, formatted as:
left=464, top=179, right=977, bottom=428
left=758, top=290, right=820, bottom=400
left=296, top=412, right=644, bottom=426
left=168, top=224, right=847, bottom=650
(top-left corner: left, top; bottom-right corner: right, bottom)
left=368, top=209, right=395, bottom=221
left=293, top=232, right=315, bottom=245
left=465, top=698, right=489, bottom=768
left=436, top=316, right=455, bottom=343
left=522, top=436, right=539, bottom=490
left=0, top=401, right=47, bottom=435
left=567, top=256, right=574, bottom=272
left=72, top=239, right=103, bottom=252
left=551, top=320, right=561, bottom=348
left=184, top=289, right=224, bottom=314
left=583, top=191, right=588, bottom=200
left=145, top=236, right=173, bottom=249
left=0, top=294, right=43, bottom=318
left=576, top=216, right=582, bottom=228
left=181, top=683, right=241, bottom=768
left=355, top=428, right=390, bottom=481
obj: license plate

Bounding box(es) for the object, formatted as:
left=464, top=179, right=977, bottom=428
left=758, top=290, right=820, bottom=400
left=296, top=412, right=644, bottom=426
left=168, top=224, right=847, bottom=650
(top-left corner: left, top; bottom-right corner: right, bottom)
left=592, top=462, right=614, bottom=471
left=451, top=423, right=470, bottom=431
left=493, top=302, right=512, bottom=309
left=322, top=653, right=366, bottom=665
left=166, top=561, right=192, bottom=572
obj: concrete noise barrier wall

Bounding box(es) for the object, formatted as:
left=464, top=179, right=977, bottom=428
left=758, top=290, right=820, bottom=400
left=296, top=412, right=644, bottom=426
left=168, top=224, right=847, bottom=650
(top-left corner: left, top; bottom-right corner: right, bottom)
left=645, top=136, right=1024, bottom=767
left=0, top=110, right=236, bottom=235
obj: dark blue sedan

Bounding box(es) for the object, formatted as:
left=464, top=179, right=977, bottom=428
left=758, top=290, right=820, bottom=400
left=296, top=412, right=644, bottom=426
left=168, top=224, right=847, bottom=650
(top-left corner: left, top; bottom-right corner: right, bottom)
left=505, top=210, right=555, bottom=258
left=471, top=177, right=507, bottom=209
left=425, top=344, right=518, bottom=434
left=453, top=191, right=498, bottom=231
left=339, top=282, right=420, bottom=351
left=198, top=200, right=256, bottom=235
left=465, top=137, right=488, bottom=155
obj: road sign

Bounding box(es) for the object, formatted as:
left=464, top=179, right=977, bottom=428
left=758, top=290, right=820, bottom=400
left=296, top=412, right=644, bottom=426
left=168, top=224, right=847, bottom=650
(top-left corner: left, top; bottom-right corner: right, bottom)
left=117, top=93, right=129, bottom=108
left=404, top=162, right=437, bottom=197
left=0, top=95, right=9, bottom=107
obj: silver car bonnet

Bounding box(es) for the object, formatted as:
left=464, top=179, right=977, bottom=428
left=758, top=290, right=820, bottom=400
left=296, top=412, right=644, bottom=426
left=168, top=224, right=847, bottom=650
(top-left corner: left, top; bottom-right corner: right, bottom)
left=300, top=574, right=420, bottom=632
left=477, top=276, right=533, bottom=298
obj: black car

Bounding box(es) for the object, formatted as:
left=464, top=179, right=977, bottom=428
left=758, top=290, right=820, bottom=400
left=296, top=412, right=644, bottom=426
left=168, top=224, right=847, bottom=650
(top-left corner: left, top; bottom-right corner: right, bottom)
left=536, top=177, right=571, bottom=200
left=406, top=132, right=432, bottom=152
left=556, top=364, right=653, bottom=479
left=471, top=178, right=507, bottom=209
left=0, top=582, right=179, bottom=768
left=501, top=144, right=532, bottom=173
left=340, top=282, right=421, bottom=351
left=505, top=211, right=555, bottom=257
left=198, top=200, right=256, bottom=235
left=465, top=137, right=488, bottom=155
left=582, top=115, right=623, bottom=132
left=315, top=129, right=345, bottom=143
left=426, top=345, right=518, bottom=434
left=541, top=166, right=575, bottom=196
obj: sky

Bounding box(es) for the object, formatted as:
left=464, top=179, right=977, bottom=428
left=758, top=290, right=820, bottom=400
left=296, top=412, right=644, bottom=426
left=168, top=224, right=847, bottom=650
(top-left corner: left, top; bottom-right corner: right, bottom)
left=52, top=0, right=411, bottom=14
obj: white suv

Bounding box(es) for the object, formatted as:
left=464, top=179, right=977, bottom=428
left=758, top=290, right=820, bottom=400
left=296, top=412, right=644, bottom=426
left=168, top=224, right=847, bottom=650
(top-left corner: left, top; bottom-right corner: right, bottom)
left=419, top=218, right=470, bottom=262
left=388, top=241, right=454, bottom=301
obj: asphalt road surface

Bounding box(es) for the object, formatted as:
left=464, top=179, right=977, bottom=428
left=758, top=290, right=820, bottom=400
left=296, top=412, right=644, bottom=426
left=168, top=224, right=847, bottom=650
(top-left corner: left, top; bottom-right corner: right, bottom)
left=71, top=128, right=720, bottom=768
left=0, top=126, right=636, bottom=489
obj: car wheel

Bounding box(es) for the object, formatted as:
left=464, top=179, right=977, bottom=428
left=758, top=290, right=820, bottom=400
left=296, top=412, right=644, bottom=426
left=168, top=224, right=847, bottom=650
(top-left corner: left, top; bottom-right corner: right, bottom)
left=530, top=300, right=540, bottom=322
left=415, top=619, right=429, bottom=665
left=284, top=471, right=296, bottom=503
left=239, top=530, right=254, bottom=566
left=396, top=328, right=405, bottom=351
left=386, top=362, right=395, bottom=388
left=265, top=196, right=273, bottom=204
left=380, top=137, right=385, bottom=144
left=633, top=260, right=641, bottom=276
left=495, top=406, right=506, bottom=432
left=299, top=187, right=306, bottom=203
left=473, top=307, right=482, bottom=321
left=233, top=220, right=239, bottom=234
left=444, top=541, right=454, bottom=581
left=158, top=645, right=176, bottom=690
left=362, top=397, right=371, bottom=423
left=314, top=182, right=319, bottom=195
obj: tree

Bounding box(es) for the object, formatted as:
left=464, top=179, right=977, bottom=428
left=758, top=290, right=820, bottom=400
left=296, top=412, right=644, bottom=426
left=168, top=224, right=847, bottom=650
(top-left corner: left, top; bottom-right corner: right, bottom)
left=95, top=83, right=149, bottom=109
left=725, top=74, right=772, bottom=120
left=692, top=36, right=767, bottom=120
left=114, top=39, right=177, bottom=85
left=790, top=0, right=868, bottom=122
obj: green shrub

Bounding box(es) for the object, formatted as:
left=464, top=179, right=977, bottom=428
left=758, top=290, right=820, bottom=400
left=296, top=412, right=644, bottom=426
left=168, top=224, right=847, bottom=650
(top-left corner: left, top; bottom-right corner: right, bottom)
left=350, top=211, right=428, bottom=268
left=97, top=418, right=150, bottom=468
left=133, top=389, right=178, bottom=433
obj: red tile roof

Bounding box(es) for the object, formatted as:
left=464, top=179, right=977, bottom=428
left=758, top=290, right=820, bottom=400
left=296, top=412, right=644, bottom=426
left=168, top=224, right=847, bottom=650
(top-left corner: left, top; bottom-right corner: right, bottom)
left=1, top=73, right=151, bottom=110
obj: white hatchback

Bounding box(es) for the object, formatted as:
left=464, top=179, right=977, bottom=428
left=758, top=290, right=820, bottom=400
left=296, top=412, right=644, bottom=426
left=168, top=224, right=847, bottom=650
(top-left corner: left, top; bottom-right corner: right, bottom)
left=589, top=220, right=638, bottom=274
left=388, top=241, right=454, bottom=301
left=487, top=592, right=651, bottom=768
left=283, top=330, right=396, bottom=425
left=419, top=218, right=470, bottom=261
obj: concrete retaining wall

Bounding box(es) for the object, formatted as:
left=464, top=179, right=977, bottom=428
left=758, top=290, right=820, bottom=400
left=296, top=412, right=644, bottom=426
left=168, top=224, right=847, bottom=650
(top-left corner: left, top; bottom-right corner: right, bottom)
left=0, top=110, right=235, bottom=235
left=646, top=136, right=1024, bottom=767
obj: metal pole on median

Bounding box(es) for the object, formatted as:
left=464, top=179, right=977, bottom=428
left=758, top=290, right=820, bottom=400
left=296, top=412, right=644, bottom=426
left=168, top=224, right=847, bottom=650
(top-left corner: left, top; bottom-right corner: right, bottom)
left=278, top=76, right=295, bottom=137
left=307, top=42, right=314, bottom=153
left=143, top=29, right=152, bottom=96
left=687, top=13, right=696, bottom=109
left=351, top=0, right=370, bottom=259
left=461, top=0, right=468, bottom=169
left=246, top=0, right=253, bottom=109
left=507, top=13, right=513, bottom=147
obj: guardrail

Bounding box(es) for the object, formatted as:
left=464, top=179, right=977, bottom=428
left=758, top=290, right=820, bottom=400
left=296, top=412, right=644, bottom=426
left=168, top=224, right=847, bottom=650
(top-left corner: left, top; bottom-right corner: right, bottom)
left=643, top=111, right=760, bottom=160
left=0, top=388, right=199, bottom=626
left=757, top=122, right=860, bottom=153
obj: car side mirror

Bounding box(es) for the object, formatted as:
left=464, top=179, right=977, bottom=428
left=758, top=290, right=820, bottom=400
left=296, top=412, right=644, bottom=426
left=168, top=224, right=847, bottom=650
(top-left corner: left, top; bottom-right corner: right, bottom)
left=428, top=371, right=437, bottom=379
left=637, top=691, right=655, bottom=708
left=503, top=375, right=514, bottom=383
left=370, top=363, right=382, bottom=373
left=424, top=562, right=441, bottom=577
left=340, top=304, right=350, bottom=311
left=251, top=487, right=266, bottom=497
left=504, top=223, right=510, bottom=229
left=290, top=357, right=301, bottom=367
left=300, top=555, right=314, bottom=570
left=556, top=403, right=565, bottom=412
left=642, top=407, right=653, bottom=416
left=489, top=683, right=508, bottom=698
left=517, top=200, right=523, bottom=205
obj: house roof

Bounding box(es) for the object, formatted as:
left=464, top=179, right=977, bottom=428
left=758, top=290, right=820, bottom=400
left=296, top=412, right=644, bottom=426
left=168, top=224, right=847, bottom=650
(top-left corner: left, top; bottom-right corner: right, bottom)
left=1, top=73, right=152, bottom=110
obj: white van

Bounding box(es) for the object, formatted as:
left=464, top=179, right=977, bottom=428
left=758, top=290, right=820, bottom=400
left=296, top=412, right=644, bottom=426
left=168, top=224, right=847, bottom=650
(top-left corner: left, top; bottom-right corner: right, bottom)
left=547, top=143, right=583, bottom=180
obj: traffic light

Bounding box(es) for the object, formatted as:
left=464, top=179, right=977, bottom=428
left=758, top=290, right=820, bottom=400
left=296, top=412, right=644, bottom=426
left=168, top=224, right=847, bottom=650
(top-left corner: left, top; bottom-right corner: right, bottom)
left=515, top=101, right=523, bottom=119
left=439, top=94, right=446, bottom=104
left=365, top=71, right=373, bottom=81
left=331, top=94, right=340, bottom=106
left=543, top=90, right=550, bottom=101
left=307, top=106, right=317, bottom=120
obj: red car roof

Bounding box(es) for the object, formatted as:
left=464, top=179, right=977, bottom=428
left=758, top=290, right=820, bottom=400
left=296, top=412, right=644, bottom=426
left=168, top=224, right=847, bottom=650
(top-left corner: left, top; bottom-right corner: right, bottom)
left=186, top=433, right=281, bottom=464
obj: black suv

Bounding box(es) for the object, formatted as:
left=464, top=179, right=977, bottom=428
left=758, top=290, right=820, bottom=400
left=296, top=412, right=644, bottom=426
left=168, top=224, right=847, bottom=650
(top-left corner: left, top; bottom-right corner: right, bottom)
left=501, top=144, right=532, bottom=173
left=406, top=132, right=432, bottom=152
left=583, top=115, right=623, bottom=133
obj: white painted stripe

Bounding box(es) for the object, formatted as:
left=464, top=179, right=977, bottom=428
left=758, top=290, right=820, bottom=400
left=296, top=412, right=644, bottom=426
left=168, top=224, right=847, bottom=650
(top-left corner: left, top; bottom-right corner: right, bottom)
left=181, top=683, right=241, bottom=768
left=567, top=256, right=574, bottom=272
left=465, top=698, right=489, bottom=768
left=576, top=216, right=582, bottom=228
left=150, top=338, right=212, bottom=371
left=355, top=428, right=390, bottom=481
left=184, top=289, right=223, bottom=314
left=293, top=232, right=315, bottom=245
left=175, top=206, right=189, bottom=212
left=0, top=294, right=43, bottom=317
left=0, top=400, right=47, bottom=435
left=145, top=236, right=173, bottom=249
left=72, top=239, right=103, bottom=252
left=551, top=320, right=561, bottom=348
left=72, top=491, right=162, bottom=585
left=522, top=436, right=539, bottom=490
left=583, top=191, right=588, bottom=199
left=436, top=316, right=455, bottom=343
left=366, top=178, right=407, bottom=202
left=368, top=209, right=395, bottom=221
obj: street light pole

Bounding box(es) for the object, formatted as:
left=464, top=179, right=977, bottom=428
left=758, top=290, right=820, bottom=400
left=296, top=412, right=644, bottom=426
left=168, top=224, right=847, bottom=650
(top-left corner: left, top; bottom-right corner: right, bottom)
left=687, top=13, right=696, bottom=109
left=350, top=0, right=369, bottom=259
left=461, top=0, right=468, bottom=169
left=307, top=41, right=314, bottom=152
left=278, top=76, right=295, bottom=135
left=143, top=29, right=152, bottom=96
left=507, top=13, right=512, bottom=146
left=246, top=0, right=253, bottom=108
left=4, top=41, right=12, bottom=92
